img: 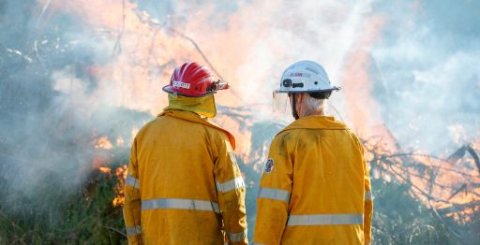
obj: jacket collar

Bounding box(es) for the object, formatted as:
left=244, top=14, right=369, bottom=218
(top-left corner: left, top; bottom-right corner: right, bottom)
left=279, top=115, right=347, bottom=134
left=159, top=109, right=236, bottom=149
left=165, top=94, right=217, bottom=118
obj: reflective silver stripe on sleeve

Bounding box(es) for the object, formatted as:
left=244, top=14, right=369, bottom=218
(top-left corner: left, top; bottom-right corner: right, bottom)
left=125, top=174, right=140, bottom=189
left=142, top=198, right=220, bottom=213
left=228, top=230, right=247, bottom=242
left=229, top=152, right=237, bottom=163
left=287, top=214, right=364, bottom=226
left=365, top=191, right=373, bottom=201
left=126, top=225, right=141, bottom=236
left=258, top=187, right=290, bottom=202
left=216, top=177, right=245, bottom=193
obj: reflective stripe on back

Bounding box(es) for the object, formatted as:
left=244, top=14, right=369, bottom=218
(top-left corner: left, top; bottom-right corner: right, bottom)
left=125, top=175, right=140, bottom=189
left=216, top=177, right=245, bottom=193
left=141, top=198, right=220, bottom=213
left=126, top=225, right=141, bottom=236
left=258, top=187, right=290, bottom=202
left=287, top=214, right=364, bottom=226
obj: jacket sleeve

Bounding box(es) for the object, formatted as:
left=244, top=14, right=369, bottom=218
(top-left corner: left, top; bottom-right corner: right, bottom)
left=254, top=134, right=293, bottom=244
left=123, top=138, right=142, bottom=244
left=362, top=143, right=373, bottom=244
left=214, top=137, right=248, bottom=245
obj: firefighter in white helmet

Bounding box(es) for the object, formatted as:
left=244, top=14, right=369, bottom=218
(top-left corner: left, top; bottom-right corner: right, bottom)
left=254, top=60, right=373, bottom=244
left=123, top=62, right=248, bottom=244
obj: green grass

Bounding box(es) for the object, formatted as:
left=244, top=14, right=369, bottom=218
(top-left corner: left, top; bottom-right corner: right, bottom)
left=0, top=165, right=126, bottom=244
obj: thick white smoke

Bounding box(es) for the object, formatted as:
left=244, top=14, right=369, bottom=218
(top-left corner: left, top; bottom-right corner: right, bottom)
left=1, top=0, right=478, bottom=218
left=370, top=1, right=480, bottom=153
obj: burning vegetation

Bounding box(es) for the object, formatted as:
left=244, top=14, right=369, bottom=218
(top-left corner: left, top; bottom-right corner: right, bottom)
left=1, top=0, right=479, bottom=244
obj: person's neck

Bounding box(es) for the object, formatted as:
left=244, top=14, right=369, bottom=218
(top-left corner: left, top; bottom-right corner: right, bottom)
left=300, top=109, right=325, bottom=117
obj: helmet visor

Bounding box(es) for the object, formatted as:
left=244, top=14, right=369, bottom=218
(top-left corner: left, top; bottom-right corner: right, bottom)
left=272, top=91, right=294, bottom=120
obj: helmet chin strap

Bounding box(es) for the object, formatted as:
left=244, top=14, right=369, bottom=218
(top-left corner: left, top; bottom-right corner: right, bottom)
left=291, top=93, right=300, bottom=120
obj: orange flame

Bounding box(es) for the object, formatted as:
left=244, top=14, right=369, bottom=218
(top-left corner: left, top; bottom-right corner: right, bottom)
left=42, top=0, right=479, bottom=222
left=340, top=15, right=386, bottom=140
left=98, top=166, right=112, bottom=174
left=113, top=164, right=127, bottom=207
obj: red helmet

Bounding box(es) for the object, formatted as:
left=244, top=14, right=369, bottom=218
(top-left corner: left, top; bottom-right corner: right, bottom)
left=162, top=62, right=229, bottom=97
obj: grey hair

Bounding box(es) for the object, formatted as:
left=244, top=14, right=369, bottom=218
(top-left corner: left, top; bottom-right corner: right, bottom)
left=303, top=93, right=327, bottom=116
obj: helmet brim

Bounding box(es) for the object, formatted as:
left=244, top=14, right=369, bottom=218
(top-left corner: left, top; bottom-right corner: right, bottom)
left=162, top=85, right=177, bottom=94
left=162, top=85, right=215, bottom=97
left=274, top=86, right=341, bottom=94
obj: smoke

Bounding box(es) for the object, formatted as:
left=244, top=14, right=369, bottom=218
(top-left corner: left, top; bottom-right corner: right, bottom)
left=25, top=0, right=383, bottom=158
left=1, top=0, right=478, bottom=225
left=370, top=0, right=480, bottom=153
left=0, top=0, right=150, bottom=216
left=30, top=0, right=381, bottom=115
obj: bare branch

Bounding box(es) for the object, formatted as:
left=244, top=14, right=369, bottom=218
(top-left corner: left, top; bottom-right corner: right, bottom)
left=104, top=225, right=126, bottom=237
left=113, top=0, right=126, bottom=54
left=36, top=0, right=52, bottom=27
left=466, top=145, right=480, bottom=175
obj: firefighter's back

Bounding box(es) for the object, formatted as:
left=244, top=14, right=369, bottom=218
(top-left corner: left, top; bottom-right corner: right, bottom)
left=282, top=126, right=365, bottom=244
left=255, top=116, right=368, bottom=244
left=134, top=113, right=225, bottom=244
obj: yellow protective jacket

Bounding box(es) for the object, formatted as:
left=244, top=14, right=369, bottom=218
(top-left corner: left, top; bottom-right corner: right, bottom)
left=254, top=115, right=373, bottom=245
left=123, top=109, right=248, bottom=245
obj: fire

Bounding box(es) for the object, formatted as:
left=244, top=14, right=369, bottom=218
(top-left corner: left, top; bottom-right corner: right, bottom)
left=94, top=136, right=113, bottom=150
left=340, top=15, right=386, bottom=139
left=98, top=166, right=112, bottom=174
left=42, top=0, right=479, bottom=226
left=113, top=165, right=128, bottom=207
left=368, top=142, right=480, bottom=222
left=213, top=109, right=253, bottom=162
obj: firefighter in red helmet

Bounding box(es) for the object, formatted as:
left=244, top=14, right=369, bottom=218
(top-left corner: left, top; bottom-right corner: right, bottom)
left=123, top=62, right=248, bottom=244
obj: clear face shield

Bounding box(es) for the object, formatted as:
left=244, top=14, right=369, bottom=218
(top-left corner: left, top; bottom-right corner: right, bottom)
left=272, top=91, right=296, bottom=122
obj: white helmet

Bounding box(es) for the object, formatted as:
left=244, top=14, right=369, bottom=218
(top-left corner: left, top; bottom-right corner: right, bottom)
left=276, top=60, right=340, bottom=93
